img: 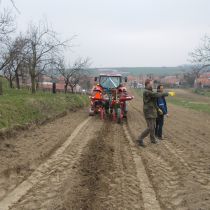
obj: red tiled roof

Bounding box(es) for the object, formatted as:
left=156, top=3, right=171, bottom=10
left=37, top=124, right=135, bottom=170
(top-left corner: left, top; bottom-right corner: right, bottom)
left=195, top=73, right=210, bottom=85
left=160, top=76, right=180, bottom=84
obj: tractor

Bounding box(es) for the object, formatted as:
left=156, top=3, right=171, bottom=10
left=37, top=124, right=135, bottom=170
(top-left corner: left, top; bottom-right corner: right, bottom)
left=89, top=73, right=133, bottom=123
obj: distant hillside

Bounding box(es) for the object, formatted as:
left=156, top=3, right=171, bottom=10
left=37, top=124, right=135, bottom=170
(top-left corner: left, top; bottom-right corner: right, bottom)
left=88, top=66, right=191, bottom=76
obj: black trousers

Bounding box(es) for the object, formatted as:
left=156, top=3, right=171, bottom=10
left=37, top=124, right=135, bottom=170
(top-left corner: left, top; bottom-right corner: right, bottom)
left=155, top=115, right=164, bottom=138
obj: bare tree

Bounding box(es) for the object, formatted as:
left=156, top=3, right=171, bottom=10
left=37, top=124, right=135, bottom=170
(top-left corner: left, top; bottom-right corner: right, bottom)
left=0, top=35, right=27, bottom=89
left=57, top=58, right=89, bottom=93
left=0, top=9, right=16, bottom=71
left=0, top=45, right=12, bottom=72
left=68, top=58, right=89, bottom=93
left=68, top=71, right=81, bottom=93
left=2, top=62, right=15, bottom=88
left=9, top=0, right=21, bottom=14
left=12, top=36, right=28, bottom=89
left=0, top=9, right=15, bottom=42
left=0, top=4, right=16, bottom=94
left=183, top=71, right=196, bottom=87
left=24, top=21, right=69, bottom=93
left=79, top=74, right=91, bottom=90
left=56, top=58, right=74, bottom=93
left=0, top=40, right=16, bottom=88
left=189, top=35, right=210, bottom=77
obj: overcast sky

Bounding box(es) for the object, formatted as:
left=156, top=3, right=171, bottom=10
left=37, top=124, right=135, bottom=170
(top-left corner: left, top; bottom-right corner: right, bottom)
left=2, top=0, right=210, bottom=67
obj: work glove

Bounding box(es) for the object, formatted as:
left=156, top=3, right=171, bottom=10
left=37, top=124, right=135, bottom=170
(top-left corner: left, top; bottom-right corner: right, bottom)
left=168, top=91, right=176, bottom=96
left=158, top=108, right=163, bottom=115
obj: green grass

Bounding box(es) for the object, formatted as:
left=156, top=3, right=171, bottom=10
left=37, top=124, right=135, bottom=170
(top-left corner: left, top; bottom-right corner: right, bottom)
left=167, top=97, right=210, bottom=114
left=0, top=78, right=89, bottom=129
left=134, top=88, right=210, bottom=114
left=193, top=88, right=210, bottom=97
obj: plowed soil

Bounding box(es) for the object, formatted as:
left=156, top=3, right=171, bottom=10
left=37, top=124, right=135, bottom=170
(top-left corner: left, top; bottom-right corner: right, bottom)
left=0, top=90, right=210, bottom=210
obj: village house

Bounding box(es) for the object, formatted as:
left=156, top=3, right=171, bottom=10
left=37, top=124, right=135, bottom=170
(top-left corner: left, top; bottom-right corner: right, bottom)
left=160, top=75, right=181, bottom=88
left=194, top=73, right=210, bottom=88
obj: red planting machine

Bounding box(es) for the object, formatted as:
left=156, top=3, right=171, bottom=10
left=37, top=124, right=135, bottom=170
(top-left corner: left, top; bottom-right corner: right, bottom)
left=89, top=73, right=134, bottom=123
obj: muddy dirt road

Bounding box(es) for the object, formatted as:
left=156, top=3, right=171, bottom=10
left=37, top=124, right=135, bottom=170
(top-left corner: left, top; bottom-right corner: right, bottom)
left=0, top=90, right=210, bottom=210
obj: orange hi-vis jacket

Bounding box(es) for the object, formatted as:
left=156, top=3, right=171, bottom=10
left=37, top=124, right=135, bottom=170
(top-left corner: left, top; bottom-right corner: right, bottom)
left=93, top=92, right=102, bottom=100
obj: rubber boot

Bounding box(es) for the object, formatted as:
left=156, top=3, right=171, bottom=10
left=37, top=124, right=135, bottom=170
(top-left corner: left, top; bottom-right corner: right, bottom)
left=137, top=139, right=146, bottom=147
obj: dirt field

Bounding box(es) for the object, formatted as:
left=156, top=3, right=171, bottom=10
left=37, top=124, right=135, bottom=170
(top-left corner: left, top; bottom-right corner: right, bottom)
left=0, top=89, right=210, bottom=210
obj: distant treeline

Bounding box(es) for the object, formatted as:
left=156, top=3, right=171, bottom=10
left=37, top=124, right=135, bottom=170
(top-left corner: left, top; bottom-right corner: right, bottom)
left=88, top=66, right=192, bottom=76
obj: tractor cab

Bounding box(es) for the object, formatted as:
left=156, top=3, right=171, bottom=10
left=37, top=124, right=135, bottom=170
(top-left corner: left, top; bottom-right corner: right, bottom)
left=95, top=74, right=127, bottom=90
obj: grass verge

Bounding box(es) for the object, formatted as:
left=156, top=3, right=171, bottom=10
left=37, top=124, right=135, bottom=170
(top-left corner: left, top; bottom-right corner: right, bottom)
left=0, top=79, right=89, bottom=130
left=193, top=88, right=210, bottom=97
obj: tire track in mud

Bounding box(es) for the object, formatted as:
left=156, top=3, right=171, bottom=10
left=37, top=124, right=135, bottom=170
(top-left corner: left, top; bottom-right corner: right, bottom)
left=162, top=141, right=210, bottom=188
left=1, top=87, right=209, bottom=210
left=110, top=123, right=143, bottom=210
left=0, top=117, right=96, bottom=210
left=61, top=121, right=144, bottom=210
left=161, top=105, right=210, bottom=194
left=140, top=147, right=187, bottom=210
left=145, top=139, right=210, bottom=210
left=161, top=139, right=210, bottom=210
left=0, top=109, right=89, bottom=202
left=127, top=89, right=210, bottom=210
left=61, top=122, right=115, bottom=210
left=130, top=96, right=210, bottom=188
left=126, top=104, right=189, bottom=209
left=1, top=116, right=147, bottom=210
left=124, top=104, right=187, bottom=209
left=123, top=124, right=161, bottom=210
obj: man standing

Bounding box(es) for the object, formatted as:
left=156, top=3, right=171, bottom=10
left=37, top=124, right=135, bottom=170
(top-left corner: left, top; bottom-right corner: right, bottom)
left=137, top=79, right=172, bottom=147
left=155, top=84, right=168, bottom=140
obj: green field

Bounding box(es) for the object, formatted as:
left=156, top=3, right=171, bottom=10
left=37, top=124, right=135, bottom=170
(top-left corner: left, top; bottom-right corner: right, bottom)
left=0, top=79, right=88, bottom=130
left=167, top=97, right=210, bottom=114
left=193, top=88, right=210, bottom=97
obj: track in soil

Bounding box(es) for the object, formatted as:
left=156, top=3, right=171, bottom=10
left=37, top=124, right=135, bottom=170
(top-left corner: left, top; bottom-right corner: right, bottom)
left=127, top=89, right=210, bottom=210
left=1, top=89, right=210, bottom=210
left=62, top=121, right=145, bottom=210
left=0, top=114, right=158, bottom=210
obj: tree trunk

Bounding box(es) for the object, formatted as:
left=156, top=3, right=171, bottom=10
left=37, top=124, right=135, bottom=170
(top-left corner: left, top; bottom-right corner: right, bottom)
left=9, top=77, right=13, bottom=88
left=36, top=81, right=39, bottom=90
left=0, top=79, right=3, bottom=95
left=31, top=76, right=36, bottom=94
left=64, top=83, right=68, bottom=94
left=52, top=82, right=56, bottom=94
left=70, top=86, right=74, bottom=93
left=15, top=70, right=20, bottom=89
left=30, top=65, right=36, bottom=94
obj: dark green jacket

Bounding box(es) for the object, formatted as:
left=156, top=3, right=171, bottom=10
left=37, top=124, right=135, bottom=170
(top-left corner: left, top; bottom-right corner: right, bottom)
left=143, top=89, right=168, bottom=119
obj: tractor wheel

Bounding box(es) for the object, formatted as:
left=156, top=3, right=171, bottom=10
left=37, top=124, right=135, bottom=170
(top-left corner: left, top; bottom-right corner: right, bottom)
left=117, top=108, right=122, bottom=123
left=89, top=109, right=94, bottom=116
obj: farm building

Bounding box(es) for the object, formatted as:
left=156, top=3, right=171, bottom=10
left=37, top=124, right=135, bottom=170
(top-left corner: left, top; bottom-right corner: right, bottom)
left=160, top=75, right=181, bottom=87
left=194, top=73, right=210, bottom=88
left=39, top=76, right=82, bottom=92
